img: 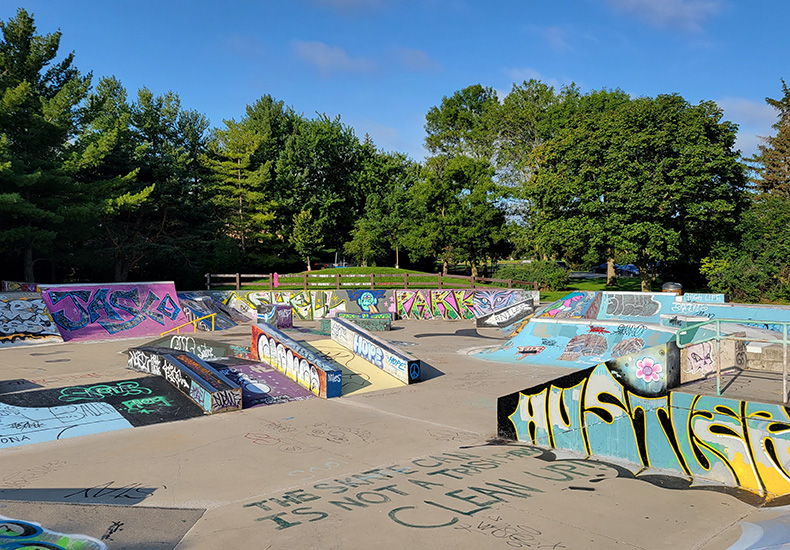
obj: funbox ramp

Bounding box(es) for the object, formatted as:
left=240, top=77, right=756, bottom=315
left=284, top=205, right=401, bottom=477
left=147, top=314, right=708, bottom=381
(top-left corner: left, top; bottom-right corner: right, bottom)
left=143, top=334, right=314, bottom=408
left=251, top=320, right=421, bottom=398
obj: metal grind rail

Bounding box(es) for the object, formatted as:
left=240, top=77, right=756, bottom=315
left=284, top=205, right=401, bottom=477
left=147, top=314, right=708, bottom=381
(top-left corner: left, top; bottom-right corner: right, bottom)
left=676, top=318, right=790, bottom=403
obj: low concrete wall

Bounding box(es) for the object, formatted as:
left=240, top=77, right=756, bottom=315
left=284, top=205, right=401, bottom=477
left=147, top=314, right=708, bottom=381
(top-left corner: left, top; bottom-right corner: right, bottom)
left=330, top=318, right=421, bottom=385
left=252, top=324, right=342, bottom=398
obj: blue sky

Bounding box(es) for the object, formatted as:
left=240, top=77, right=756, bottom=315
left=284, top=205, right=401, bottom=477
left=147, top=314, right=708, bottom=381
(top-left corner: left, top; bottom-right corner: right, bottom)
left=4, top=0, right=788, bottom=161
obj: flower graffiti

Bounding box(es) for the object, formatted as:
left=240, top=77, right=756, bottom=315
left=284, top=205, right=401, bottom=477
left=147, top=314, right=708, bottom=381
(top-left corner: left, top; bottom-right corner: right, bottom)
left=635, top=357, right=663, bottom=383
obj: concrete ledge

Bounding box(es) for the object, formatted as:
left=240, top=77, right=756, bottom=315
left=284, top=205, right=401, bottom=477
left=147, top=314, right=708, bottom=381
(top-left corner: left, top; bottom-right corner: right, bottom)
left=252, top=324, right=342, bottom=398
left=320, top=315, right=392, bottom=333
left=330, top=318, right=421, bottom=384
left=126, top=347, right=242, bottom=413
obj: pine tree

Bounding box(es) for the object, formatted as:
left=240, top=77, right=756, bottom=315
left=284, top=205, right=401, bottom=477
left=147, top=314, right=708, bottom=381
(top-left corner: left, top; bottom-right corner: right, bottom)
left=0, top=9, right=91, bottom=281
left=751, top=79, right=790, bottom=196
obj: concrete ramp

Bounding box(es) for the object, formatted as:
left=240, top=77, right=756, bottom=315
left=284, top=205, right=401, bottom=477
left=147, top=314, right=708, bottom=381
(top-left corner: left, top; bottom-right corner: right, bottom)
left=302, top=339, right=406, bottom=396
left=498, top=358, right=790, bottom=499
left=207, top=356, right=315, bottom=407
left=477, top=317, right=677, bottom=367
left=0, top=292, right=62, bottom=348
left=0, top=376, right=204, bottom=449
left=40, top=282, right=188, bottom=342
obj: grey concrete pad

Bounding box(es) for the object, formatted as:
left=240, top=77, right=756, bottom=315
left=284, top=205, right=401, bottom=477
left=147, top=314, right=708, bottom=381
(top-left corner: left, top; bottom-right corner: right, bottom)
left=0, top=319, right=782, bottom=549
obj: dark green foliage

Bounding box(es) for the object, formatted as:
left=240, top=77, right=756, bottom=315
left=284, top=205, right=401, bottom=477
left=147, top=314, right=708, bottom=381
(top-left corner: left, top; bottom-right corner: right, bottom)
left=0, top=8, right=91, bottom=281
left=526, top=92, right=747, bottom=291
left=495, top=262, right=569, bottom=291
left=702, top=194, right=790, bottom=302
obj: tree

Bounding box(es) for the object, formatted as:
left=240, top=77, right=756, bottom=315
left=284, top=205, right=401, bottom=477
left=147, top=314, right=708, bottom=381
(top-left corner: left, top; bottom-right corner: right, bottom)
left=276, top=114, right=362, bottom=258
left=750, top=79, right=790, bottom=196
left=424, top=84, right=499, bottom=161
left=290, top=209, right=324, bottom=271
left=205, top=120, right=276, bottom=257
left=526, top=93, right=747, bottom=291
left=344, top=145, right=419, bottom=268
left=0, top=8, right=91, bottom=281
left=406, top=155, right=507, bottom=276
left=496, top=79, right=580, bottom=187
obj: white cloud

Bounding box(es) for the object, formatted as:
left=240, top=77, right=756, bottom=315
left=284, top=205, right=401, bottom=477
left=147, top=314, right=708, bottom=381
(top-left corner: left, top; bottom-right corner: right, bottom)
left=716, top=96, right=777, bottom=157
left=394, top=48, right=441, bottom=73
left=223, top=35, right=266, bottom=59
left=504, top=67, right=562, bottom=90
left=605, top=0, right=722, bottom=31
left=292, top=41, right=377, bottom=77
left=542, top=25, right=573, bottom=52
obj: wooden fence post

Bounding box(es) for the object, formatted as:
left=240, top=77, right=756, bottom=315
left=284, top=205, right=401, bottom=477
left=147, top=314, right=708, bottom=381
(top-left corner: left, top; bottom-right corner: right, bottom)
left=205, top=273, right=211, bottom=290
left=235, top=273, right=241, bottom=291
left=269, top=273, right=273, bottom=292
left=437, top=272, right=442, bottom=289
left=303, top=273, right=308, bottom=291
left=470, top=275, right=475, bottom=289
left=404, top=272, right=408, bottom=289
left=370, top=273, right=374, bottom=289
left=336, top=273, right=340, bottom=290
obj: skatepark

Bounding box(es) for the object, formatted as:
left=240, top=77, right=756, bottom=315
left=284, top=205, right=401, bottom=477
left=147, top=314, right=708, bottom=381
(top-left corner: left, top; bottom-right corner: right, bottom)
left=2, top=282, right=790, bottom=549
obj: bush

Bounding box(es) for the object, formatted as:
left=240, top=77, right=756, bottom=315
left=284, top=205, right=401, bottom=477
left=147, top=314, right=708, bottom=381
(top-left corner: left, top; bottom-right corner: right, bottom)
left=496, top=261, right=569, bottom=291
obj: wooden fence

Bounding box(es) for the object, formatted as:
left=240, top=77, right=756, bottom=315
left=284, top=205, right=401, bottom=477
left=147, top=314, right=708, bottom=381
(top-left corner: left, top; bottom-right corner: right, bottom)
left=205, top=272, right=539, bottom=292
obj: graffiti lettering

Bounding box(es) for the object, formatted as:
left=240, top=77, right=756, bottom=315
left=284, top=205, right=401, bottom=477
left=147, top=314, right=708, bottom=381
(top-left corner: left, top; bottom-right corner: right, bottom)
left=58, top=381, right=152, bottom=402
left=605, top=294, right=660, bottom=317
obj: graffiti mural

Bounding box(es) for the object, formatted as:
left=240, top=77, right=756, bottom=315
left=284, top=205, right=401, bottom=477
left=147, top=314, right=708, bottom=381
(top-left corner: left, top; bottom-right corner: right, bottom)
left=212, top=359, right=315, bottom=408
left=396, top=290, right=433, bottom=319
left=177, top=293, right=236, bottom=330
left=348, top=289, right=387, bottom=313
left=253, top=324, right=342, bottom=397
left=0, top=400, right=132, bottom=449
left=1, top=281, right=38, bottom=292
left=0, top=292, right=61, bottom=347
left=330, top=319, right=420, bottom=384
left=0, top=515, right=106, bottom=549
left=473, top=289, right=524, bottom=317
left=685, top=341, right=715, bottom=375
left=41, top=283, right=187, bottom=341
left=396, top=290, right=475, bottom=320
left=498, top=359, right=790, bottom=496
left=540, top=291, right=600, bottom=319
left=476, top=300, right=535, bottom=329
left=1, top=376, right=204, bottom=433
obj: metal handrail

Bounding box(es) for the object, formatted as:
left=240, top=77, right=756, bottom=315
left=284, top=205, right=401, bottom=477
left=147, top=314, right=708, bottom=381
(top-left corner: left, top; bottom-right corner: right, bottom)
left=160, top=313, right=216, bottom=336
left=675, top=318, right=790, bottom=402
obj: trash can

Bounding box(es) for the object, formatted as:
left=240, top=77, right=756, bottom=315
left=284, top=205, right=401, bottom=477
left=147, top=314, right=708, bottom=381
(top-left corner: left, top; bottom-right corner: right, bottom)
left=662, top=282, right=683, bottom=296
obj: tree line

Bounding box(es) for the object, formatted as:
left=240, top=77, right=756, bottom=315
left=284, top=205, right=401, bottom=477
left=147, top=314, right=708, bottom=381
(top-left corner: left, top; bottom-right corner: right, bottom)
left=1, top=9, right=788, bottom=301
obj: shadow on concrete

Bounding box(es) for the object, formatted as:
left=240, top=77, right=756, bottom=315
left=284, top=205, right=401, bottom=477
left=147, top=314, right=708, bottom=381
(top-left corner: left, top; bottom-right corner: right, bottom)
left=417, top=360, right=444, bottom=382
left=414, top=328, right=506, bottom=340
left=0, top=499, right=204, bottom=550
left=0, top=379, right=42, bottom=394
left=0, top=484, right=163, bottom=505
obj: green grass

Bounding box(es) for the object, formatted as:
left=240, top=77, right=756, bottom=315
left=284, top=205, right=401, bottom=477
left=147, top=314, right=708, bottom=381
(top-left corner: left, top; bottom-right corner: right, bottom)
left=540, top=276, right=662, bottom=304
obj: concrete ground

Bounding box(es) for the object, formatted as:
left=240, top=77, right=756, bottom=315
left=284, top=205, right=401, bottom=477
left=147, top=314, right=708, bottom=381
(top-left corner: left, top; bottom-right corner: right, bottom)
left=0, top=320, right=787, bottom=550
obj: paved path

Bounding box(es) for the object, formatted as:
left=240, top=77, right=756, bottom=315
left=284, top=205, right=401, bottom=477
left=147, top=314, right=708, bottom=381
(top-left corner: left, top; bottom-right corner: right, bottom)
left=0, top=320, right=784, bottom=549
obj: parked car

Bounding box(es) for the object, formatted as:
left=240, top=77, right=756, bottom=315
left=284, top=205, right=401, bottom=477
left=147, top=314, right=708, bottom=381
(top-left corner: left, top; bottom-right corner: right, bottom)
left=616, top=264, right=640, bottom=277
left=590, top=263, right=640, bottom=277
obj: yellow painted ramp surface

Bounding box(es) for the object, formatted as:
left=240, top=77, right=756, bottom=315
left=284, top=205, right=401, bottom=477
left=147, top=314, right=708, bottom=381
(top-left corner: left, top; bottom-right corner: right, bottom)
left=304, top=339, right=405, bottom=396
